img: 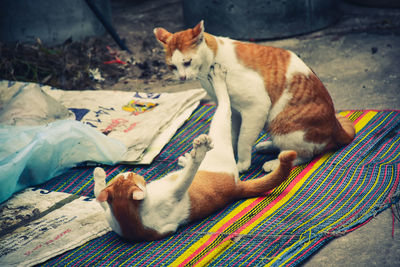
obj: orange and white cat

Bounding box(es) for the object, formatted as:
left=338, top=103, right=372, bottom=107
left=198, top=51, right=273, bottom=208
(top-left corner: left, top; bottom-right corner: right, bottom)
left=93, top=65, right=296, bottom=242
left=154, top=21, right=355, bottom=173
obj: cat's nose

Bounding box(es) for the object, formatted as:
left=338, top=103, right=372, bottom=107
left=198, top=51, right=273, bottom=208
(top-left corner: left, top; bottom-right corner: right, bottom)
left=180, top=75, right=186, bottom=81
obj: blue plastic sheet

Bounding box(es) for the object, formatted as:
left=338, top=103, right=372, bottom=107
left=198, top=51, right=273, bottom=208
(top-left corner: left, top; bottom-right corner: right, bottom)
left=0, top=120, right=126, bottom=203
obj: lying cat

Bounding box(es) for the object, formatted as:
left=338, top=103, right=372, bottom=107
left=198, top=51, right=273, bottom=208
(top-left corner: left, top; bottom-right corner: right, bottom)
left=154, top=21, right=355, bottom=173
left=93, top=65, right=296, bottom=242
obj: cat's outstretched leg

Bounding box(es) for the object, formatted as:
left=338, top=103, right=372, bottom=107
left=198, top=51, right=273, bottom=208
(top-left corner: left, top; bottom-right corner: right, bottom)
left=177, top=152, right=191, bottom=167
left=198, top=64, right=238, bottom=175
left=177, top=135, right=214, bottom=167
left=173, top=134, right=213, bottom=199
left=93, top=167, right=108, bottom=210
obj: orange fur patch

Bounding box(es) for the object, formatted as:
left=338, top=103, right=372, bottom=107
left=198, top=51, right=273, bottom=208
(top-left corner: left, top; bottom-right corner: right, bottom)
left=334, top=114, right=356, bottom=145
left=162, top=30, right=218, bottom=63
left=234, top=41, right=354, bottom=148
left=165, top=30, right=197, bottom=58
left=268, top=73, right=338, bottom=143
left=110, top=194, right=167, bottom=241
left=189, top=152, right=295, bottom=221
left=234, top=42, right=291, bottom=105
left=169, top=173, right=179, bottom=181
left=204, top=33, right=218, bottom=56
left=238, top=150, right=295, bottom=198
left=188, top=171, right=237, bottom=221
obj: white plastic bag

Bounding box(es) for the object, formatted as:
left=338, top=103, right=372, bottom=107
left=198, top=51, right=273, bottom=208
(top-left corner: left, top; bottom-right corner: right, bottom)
left=0, top=120, right=126, bottom=203
left=0, top=81, right=74, bottom=125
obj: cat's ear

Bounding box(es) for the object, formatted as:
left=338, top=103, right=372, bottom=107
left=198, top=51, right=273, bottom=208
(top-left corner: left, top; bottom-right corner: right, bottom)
left=132, top=184, right=146, bottom=200
left=97, top=189, right=109, bottom=202
left=154, top=27, right=172, bottom=46
left=192, top=20, right=204, bottom=44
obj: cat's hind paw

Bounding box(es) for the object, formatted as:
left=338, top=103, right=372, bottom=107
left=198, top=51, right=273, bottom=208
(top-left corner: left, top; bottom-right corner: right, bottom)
left=262, top=159, right=280, bottom=173
left=191, top=134, right=213, bottom=162
left=237, top=160, right=251, bottom=173
left=255, top=141, right=280, bottom=154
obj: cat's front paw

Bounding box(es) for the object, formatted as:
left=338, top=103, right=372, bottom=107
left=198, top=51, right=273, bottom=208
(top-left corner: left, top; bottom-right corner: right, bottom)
left=191, top=134, right=213, bottom=162
left=237, top=160, right=251, bottom=173
left=208, top=63, right=227, bottom=84
left=94, top=167, right=106, bottom=180
left=93, top=167, right=107, bottom=198
left=262, top=159, right=280, bottom=173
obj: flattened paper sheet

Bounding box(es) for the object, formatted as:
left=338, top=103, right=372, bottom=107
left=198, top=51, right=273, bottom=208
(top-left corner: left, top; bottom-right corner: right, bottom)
left=0, top=188, right=110, bottom=267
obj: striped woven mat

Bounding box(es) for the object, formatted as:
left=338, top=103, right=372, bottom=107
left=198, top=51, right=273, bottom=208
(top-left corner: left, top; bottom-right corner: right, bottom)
left=38, top=104, right=400, bottom=266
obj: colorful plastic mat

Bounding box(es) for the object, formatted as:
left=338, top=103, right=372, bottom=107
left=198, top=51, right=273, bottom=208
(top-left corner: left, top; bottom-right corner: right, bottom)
left=38, top=104, right=400, bottom=266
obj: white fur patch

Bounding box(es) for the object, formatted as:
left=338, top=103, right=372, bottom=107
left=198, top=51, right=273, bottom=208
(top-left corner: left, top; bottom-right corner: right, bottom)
left=139, top=171, right=191, bottom=234
left=214, top=38, right=270, bottom=111
left=170, top=41, right=211, bottom=81
left=202, top=37, right=271, bottom=173
left=285, top=51, right=312, bottom=82
left=170, top=50, right=186, bottom=78
left=268, top=88, right=292, bottom=123
left=199, top=153, right=238, bottom=180
left=272, top=131, right=327, bottom=157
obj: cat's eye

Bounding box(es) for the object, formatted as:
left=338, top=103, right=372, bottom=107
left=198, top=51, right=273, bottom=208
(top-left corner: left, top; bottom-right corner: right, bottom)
left=183, top=59, right=192, bottom=67
left=168, top=64, right=177, bottom=70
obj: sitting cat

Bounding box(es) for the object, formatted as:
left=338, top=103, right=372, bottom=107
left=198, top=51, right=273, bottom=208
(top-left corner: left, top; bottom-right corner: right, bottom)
left=93, top=65, right=296, bottom=242
left=154, top=21, right=355, bottom=173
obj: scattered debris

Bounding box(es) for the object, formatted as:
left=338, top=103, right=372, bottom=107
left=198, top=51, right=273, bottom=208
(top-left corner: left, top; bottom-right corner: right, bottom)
left=0, top=35, right=172, bottom=91
left=89, top=68, right=105, bottom=82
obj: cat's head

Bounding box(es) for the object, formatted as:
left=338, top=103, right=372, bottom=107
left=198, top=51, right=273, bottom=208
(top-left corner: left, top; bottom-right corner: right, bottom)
left=97, top=172, right=147, bottom=204
left=154, top=21, right=207, bottom=81
left=96, top=172, right=167, bottom=241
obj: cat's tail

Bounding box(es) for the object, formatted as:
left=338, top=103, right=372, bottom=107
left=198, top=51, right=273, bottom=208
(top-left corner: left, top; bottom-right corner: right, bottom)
left=237, top=150, right=297, bottom=198
left=334, top=114, right=356, bottom=147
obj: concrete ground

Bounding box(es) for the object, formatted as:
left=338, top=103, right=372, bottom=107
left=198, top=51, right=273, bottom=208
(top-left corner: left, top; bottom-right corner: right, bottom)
left=111, top=0, right=400, bottom=265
